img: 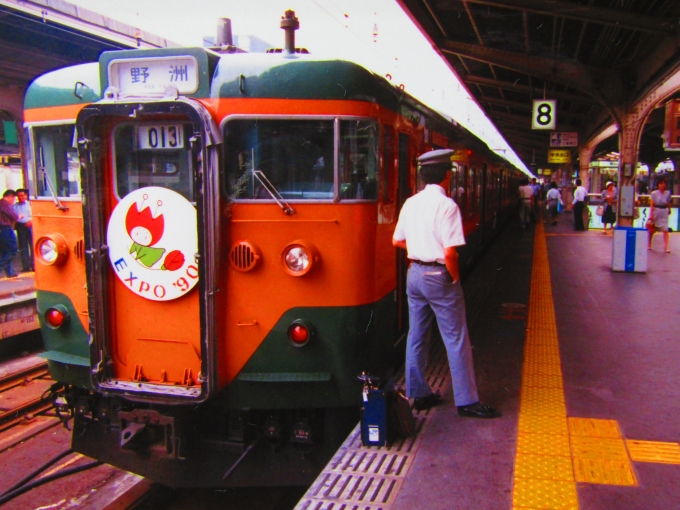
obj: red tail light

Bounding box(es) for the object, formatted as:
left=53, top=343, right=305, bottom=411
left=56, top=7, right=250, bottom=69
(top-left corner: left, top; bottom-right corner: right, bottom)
left=289, top=324, right=309, bottom=344
left=45, top=306, right=69, bottom=329
left=287, top=320, right=317, bottom=347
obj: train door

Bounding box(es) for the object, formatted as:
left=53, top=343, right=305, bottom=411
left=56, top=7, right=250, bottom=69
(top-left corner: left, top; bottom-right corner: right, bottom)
left=395, top=132, right=412, bottom=335
left=77, top=100, right=221, bottom=402
left=480, top=163, right=488, bottom=246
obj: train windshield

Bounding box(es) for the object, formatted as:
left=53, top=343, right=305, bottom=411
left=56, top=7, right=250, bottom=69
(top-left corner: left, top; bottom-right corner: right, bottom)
left=224, top=118, right=378, bottom=201
left=33, top=124, right=80, bottom=198
left=113, top=122, right=195, bottom=202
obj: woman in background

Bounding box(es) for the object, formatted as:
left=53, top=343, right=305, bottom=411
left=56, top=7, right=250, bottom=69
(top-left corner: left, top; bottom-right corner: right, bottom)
left=648, top=177, right=672, bottom=253
left=601, top=181, right=617, bottom=234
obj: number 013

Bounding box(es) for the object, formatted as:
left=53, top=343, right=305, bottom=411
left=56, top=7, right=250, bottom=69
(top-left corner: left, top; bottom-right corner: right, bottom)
left=532, top=100, right=556, bottom=130
left=138, top=124, right=184, bottom=149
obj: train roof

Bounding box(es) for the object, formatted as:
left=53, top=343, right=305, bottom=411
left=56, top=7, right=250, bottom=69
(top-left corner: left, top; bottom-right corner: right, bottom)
left=24, top=63, right=101, bottom=110
left=23, top=48, right=515, bottom=170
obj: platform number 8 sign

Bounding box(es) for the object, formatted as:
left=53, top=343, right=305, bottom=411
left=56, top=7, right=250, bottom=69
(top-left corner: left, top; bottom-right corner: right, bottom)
left=532, top=100, right=556, bottom=130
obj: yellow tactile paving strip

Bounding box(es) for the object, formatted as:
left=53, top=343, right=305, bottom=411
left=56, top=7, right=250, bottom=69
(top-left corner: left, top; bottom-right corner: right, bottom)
left=513, top=221, right=580, bottom=510
left=626, top=440, right=680, bottom=464
left=513, top=223, right=650, bottom=509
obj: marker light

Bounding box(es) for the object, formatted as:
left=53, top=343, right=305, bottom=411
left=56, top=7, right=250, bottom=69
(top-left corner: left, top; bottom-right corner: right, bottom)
left=288, top=324, right=309, bottom=344
left=281, top=240, right=319, bottom=276
left=36, top=234, right=69, bottom=266
left=287, top=320, right=315, bottom=347
left=45, top=305, right=69, bottom=329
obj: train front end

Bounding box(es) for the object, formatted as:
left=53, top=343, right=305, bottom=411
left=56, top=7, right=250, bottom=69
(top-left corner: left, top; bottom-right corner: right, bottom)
left=30, top=47, right=404, bottom=487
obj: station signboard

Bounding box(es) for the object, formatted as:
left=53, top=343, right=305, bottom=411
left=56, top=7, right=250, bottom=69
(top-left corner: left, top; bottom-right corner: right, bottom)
left=450, top=149, right=469, bottom=163
left=547, top=149, right=571, bottom=164
left=550, top=132, right=578, bottom=147
left=663, top=99, right=680, bottom=150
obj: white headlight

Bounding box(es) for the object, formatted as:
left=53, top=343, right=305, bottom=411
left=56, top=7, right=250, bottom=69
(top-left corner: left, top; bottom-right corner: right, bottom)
left=281, top=241, right=319, bottom=276
left=39, top=239, right=58, bottom=263
left=285, top=247, right=310, bottom=273
left=36, top=234, right=69, bottom=266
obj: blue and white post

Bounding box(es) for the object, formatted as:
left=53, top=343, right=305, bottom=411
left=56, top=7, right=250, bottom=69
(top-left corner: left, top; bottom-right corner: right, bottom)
left=612, top=227, right=648, bottom=272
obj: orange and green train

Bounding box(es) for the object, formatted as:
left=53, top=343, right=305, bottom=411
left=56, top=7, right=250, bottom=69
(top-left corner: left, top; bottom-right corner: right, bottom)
left=25, top=45, right=523, bottom=487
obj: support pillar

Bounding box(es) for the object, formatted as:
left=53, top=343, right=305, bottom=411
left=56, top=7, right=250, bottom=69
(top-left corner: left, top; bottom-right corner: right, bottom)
left=617, top=114, right=644, bottom=227
left=579, top=146, right=594, bottom=191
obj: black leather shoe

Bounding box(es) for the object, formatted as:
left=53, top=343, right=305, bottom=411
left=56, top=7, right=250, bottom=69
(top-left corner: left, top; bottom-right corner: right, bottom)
left=413, top=392, right=443, bottom=411
left=457, top=402, right=501, bottom=418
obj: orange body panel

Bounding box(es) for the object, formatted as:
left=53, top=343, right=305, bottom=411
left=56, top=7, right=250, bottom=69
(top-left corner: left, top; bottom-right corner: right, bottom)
left=32, top=200, right=89, bottom=331
left=222, top=202, right=397, bottom=384
left=24, top=104, right=90, bottom=123
left=111, top=282, right=201, bottom=382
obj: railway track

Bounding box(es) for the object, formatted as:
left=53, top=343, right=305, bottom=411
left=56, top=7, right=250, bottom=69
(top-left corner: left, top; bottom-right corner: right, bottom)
left=0, top=355, right=54, bottom=433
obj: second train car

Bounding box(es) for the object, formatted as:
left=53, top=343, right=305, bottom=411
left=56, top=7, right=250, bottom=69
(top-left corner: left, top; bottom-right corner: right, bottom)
left=25, top=22, right=523, bottom=487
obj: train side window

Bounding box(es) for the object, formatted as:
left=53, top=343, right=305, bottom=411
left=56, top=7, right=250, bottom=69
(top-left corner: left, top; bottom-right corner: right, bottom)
left=224, top=118, right=335, bottom=201
left=33, top=124, right=80, bottom=198
left=339, top=120, right=378, bottom=200
left=468, top=167, right=476, bottom=218
left=113, top=123, right=194, bottom=202
left=382, top=125, right=395, bottom=202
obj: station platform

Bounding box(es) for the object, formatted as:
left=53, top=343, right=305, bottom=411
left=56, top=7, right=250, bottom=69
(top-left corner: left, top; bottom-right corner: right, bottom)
left=297, top=209, right=680, bottom=510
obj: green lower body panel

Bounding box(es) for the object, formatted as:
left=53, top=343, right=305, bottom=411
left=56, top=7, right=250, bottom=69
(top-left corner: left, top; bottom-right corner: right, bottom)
left=221, top=290, right=403, bottom=409
left=36, top=290, right=92, bottom=388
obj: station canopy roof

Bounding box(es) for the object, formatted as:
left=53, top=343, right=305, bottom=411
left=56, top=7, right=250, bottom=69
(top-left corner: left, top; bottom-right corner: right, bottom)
left=398, top=0, right=680, bottom=168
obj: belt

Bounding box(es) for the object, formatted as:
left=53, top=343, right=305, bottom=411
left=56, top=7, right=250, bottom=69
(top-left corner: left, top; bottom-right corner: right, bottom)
left=522, top=198, right=532, bottom=200
left=655, top=205, right=668, bottom=209
left=411, top=260, right=445, bottom=267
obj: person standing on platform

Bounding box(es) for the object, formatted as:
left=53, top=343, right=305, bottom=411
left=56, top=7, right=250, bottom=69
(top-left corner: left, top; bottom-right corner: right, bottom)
left=13, top=189, right=34, bottom=272
left=546, top=182, right=563, bottom=226
left=530, top=177, right=541, bottom=222
left=518, top=178, right=534, bottom=229
left=0, top=190, right=19, bottom=278
left=648, top=177, right=672, bottom=253
left=572, top=179, right=588, bottom=231
left=601, top=181, right=617, bottom=234
left=392, top=149, right=500, bottom=418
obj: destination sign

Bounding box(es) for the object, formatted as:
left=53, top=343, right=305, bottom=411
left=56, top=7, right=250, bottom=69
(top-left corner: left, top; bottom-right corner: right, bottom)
left=108, top=56, right=199, bottom=95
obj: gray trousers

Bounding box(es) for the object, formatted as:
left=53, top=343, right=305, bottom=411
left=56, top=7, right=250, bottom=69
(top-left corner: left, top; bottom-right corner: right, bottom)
left=405, top=263, right=479, bottom=406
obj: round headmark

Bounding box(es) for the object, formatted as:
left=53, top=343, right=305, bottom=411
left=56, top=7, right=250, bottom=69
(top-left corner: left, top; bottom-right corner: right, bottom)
left=107, top=187, right=199, bottom=301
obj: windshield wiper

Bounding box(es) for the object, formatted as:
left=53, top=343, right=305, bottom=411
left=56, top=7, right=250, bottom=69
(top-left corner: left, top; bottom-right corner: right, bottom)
left=250, top=150, right=294, bottom=215
left=38, top=147, right=69, bottom=211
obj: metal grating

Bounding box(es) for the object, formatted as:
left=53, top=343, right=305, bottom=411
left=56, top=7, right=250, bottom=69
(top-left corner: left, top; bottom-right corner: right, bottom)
left=229, top=241, right=259, bottom=272
left=73, top=238, right=85, bottom=263
left=295, top=347, right=449, bottom=510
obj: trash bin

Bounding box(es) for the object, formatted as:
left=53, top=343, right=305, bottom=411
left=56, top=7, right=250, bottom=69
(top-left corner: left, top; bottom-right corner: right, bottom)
left=612, top=226, right=647, bottom=272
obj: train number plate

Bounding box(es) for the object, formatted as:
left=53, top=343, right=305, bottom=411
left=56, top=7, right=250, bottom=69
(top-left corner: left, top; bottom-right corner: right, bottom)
left=138, top=124, right=184, bottom=150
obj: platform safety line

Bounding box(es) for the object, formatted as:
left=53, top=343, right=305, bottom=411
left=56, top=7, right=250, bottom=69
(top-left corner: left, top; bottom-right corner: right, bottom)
left=512, top=221, right=579, bottom=510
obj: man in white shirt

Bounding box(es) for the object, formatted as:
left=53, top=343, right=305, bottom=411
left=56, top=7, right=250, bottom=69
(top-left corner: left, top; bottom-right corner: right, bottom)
left=392, top=149, right=500, bottom=418
left=13, top=189, right=33, bottom=272
left=518, top=178, right=534, bottom=228
left=572, top=179, right=588, bottom=231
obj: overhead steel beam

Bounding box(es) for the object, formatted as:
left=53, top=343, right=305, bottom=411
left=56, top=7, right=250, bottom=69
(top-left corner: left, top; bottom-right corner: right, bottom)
left=435, top=0, right=676, bottom=35
left=488, top=110, right=579, bottom=131
left=484, top=101, right=586, bottom=121
left=464, top=74, right=598, bottom=104
left=437, top=37, right=604, bottom=100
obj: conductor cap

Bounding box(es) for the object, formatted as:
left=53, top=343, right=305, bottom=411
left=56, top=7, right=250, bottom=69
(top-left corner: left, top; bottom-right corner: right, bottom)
left=417, top=149, right=454, bottom=166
